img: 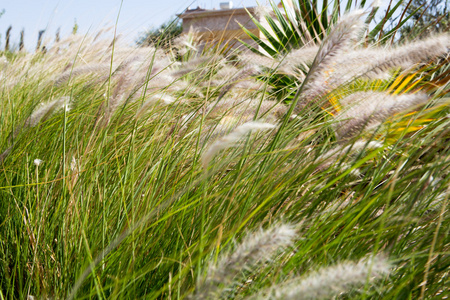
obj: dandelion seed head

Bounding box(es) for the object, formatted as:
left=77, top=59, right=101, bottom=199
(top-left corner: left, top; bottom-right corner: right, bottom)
left=34, top=159, right=43, bottom=167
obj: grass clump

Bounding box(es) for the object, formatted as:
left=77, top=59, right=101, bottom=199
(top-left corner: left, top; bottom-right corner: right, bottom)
left=0, top=8, right=449, bottom=300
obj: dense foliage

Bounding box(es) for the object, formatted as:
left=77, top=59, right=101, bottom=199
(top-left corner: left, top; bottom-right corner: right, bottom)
left=397, top=0, right=449, bottom=40
left=136, top=18, right=182, bottom=48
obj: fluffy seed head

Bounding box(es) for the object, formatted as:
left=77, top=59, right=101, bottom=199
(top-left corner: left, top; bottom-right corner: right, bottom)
left=25, top=97, right=71, bottom=128
left=196, top=224, right=296, bottom=299
left=299, top=10, right=366, bottom=107
left=334, top=91, right=428, bottom=140
left=135, top=93, right=175, bottom=119
left=202, top=121, right=276, bottom=168
left=260, top=255, right=391, bottom=300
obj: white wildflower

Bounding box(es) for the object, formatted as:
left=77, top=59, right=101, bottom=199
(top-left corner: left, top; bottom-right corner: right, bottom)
left=33, top=159, right=43, bottom=167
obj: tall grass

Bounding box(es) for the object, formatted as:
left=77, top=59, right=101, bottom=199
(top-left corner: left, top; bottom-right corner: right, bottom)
left=0, top=10, right=449, bottom=300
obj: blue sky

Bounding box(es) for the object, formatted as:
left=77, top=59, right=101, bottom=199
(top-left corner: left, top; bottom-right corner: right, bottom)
left=0, top=0, right=259, bottom=50
left=0, top=0, right=394, bottom=51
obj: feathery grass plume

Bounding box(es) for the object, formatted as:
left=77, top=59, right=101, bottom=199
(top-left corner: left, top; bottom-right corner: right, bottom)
left=279, top=46, right=319, bottom=68
left=70, top=156, right=79, bottom=172
left=236, top=80, right=264, bottom=91
left=298, top=10, right=366, bottom=108
left=384, top=34, right=450, bottom=69
left=201, top=99, right=286, bottom=144
left=203, top=65, right=242, bottom=88
left=179, top=98, right=281, bottom=137
left=215, top=65, right=240, bottom=80
left=317, top=140, right=384, bottom=161
left=276, top=46, right=319, bottom=78
left=135, top=93, right=175, bottom=119
left=1, top=97, right=70, bottom=163
left=334, top=91, right=429, bottom=140
left=0, top=56, right=8, bottom=69
left=103, top=67, right=136, bottom=125
left=239, top=53, right=277, bottom=69
left=173, top=32, right=199, bottom=51
left=253, top=4, right=272, bottom=20
left=315, top=140, right=384, bottom=173
left=144, top=73, right=177, bottom=91
left=202, top=121, right=276, bottom=168
left=313, top=34, right=450, bottom=90
left=0, top=146, right=12, bottom=164
left=217, top=65, right=262, bottom=99
left=169, top=55, right=214, bottom=77
left=258, top=254, right=391, bottom=299
left=25, top=97, right=71, bottom=127
left=172, top=30, right=200, bottom=57
left=207, top=98, right=287, bottom=125
left=371, top=0, right=382, bottom=7
left=195, top=224, right=296, bottom=299
left=54, top=64, right=113, bottom=86
left=91, top=26, right=114, bottom=42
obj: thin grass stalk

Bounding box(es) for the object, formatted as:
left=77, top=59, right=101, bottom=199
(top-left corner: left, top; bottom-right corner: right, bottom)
left=419, top=187, right=449, bottom=300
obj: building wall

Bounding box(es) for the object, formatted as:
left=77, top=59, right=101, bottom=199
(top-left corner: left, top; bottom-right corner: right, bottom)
left=179, top=7, right=268, bottom=52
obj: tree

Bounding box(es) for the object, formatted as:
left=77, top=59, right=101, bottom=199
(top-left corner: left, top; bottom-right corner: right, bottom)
left=398, top=0, right=449, bottom=40
left=136, top=18, right=182, bottom=48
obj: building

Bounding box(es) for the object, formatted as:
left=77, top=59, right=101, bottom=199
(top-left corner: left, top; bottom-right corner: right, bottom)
left=178, top=2, right=270, bottom=51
